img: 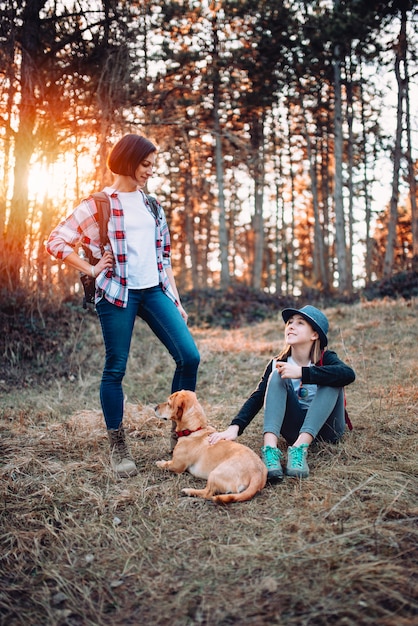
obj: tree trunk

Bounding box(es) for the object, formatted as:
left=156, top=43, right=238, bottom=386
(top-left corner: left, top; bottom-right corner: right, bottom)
left=299, top=93, right=327, bottom=289
left=273, top=114, right=284, bottom=295
left=403, top=29, right=418, bottom=270
left=184, top=167, right=200, bottom=291
left=250, top=113, right=265, bottom=290
left=383, top=9, right=406, bottom=278
left=286, top=105, right=296, bottom=295
left=0, top=42, right=15, bottom=243
left=211, top=12, right=230, bottom=289
left=3, top=1, right=45, bottom=286
left=359, top=59, right=373, bottom=285
left=214, top=127, right=230, bottom=288
left=332, top=33, right=348, bottom=293
left=345, top=62, right=354, bottom=294
left=320, top=117, right=331, bottom=290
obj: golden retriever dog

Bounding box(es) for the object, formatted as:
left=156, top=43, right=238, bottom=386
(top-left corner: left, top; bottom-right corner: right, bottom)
left=155, top=390, right=267, bottom=504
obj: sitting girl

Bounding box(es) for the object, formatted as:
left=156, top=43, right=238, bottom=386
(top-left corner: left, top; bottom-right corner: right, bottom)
left=209, top=305, right=355, bottom=480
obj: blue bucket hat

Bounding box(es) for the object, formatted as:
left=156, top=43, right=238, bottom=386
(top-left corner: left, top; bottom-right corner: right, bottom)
left=282, top=305, right=329, bottom=348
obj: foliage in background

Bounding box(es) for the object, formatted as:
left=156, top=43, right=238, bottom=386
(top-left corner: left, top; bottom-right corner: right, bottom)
left=1, top=272, right=418, bottom=388
left=0, top=0, right=417, bottom=300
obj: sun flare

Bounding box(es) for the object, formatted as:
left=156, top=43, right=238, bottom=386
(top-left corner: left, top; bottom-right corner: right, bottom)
left=28, top=152, right=94, bottom=213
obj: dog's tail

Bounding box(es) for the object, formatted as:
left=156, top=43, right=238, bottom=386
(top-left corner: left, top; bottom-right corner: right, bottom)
left=211, top=472, right=266, bottom=504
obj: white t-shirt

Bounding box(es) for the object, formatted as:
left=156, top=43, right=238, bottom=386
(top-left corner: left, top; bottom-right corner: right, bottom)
left=287, top=355, right=317, bottom=409
left=118, top=191, right=159, bottom=289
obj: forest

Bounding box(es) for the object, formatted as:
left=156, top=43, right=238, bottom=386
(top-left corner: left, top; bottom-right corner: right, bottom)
left=0, top=0, right=417, bottom=303
left=1, top=3, right=418, bottom=625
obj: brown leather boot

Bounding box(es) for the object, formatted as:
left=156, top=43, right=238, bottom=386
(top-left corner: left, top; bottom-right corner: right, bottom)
left=107, top=425, right=138, bottom=477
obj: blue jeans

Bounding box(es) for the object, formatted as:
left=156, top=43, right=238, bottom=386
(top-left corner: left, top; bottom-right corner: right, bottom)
left=96, top=286, right=200, bottom=429
left=263, top=369, right=346, bottom=445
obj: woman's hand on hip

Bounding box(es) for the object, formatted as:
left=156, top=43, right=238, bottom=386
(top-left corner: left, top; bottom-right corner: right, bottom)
left=95, top=250, right=114, bottom=275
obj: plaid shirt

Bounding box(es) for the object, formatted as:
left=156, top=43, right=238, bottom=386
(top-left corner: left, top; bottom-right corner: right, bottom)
left=46, top=187, right=177, bottom=308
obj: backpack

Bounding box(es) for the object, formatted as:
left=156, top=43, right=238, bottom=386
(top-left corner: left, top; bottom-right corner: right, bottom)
left=79, top=191, right=160, bottom=309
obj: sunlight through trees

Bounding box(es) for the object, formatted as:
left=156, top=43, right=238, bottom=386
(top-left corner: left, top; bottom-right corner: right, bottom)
left=0, top=0, right=417, bottom=298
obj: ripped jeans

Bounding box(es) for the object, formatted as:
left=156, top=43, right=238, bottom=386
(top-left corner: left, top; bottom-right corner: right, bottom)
left=263, top=369, right=346, bottom=445
left=96, top=286, right=200, bottom=430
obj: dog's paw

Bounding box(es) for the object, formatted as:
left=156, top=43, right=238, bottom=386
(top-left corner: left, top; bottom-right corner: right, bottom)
left=156, top=460, right=170, bottom=469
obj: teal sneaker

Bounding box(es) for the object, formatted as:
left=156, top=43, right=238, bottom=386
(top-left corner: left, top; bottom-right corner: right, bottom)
left=261, top=446, right=284, bottom=481
left=286, top=444, right=309, bottom=478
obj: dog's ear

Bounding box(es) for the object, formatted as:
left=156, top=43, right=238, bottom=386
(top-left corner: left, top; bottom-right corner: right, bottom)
left=171, top=390, right=196, bottom=420
left=170, top=391, right=185, bottom=420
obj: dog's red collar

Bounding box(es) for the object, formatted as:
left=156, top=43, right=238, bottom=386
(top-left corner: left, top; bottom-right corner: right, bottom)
left=176, top=427, right=203, bottom=438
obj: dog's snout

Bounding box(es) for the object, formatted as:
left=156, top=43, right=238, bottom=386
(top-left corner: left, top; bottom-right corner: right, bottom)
left=155, top=403, right=169, bottom=420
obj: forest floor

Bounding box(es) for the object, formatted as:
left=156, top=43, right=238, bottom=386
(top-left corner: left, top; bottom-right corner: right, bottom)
left=0, top=296, right=417, bottom=625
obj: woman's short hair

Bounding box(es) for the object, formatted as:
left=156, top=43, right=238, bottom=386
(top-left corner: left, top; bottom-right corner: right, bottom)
left=107, top=134, right=157, bottom=177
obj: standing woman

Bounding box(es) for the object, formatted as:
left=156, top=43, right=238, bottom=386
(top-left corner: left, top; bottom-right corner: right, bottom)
left=46, top=134, right=200, bottom=477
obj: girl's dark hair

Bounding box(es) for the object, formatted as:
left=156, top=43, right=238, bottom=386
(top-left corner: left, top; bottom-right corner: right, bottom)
left=107, top=134, right=157, bottom=177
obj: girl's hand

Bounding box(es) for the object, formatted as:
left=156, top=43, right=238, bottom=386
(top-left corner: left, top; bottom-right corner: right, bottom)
left=208, top=425, right=239, bottom=445
left=276, top=360, right=302, bottom=379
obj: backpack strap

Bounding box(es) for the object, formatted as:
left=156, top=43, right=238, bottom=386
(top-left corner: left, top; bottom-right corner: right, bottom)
left=88, top=192, right=158, bottom=253
left=90, top=192, right=157, bottom=247
left=91, top=191, right=111, bottom=252
left=146, top=194, right=159, bottom=219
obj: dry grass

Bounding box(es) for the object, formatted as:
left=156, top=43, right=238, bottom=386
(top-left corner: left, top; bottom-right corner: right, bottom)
left=1, top=298, right=417, bottom=626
